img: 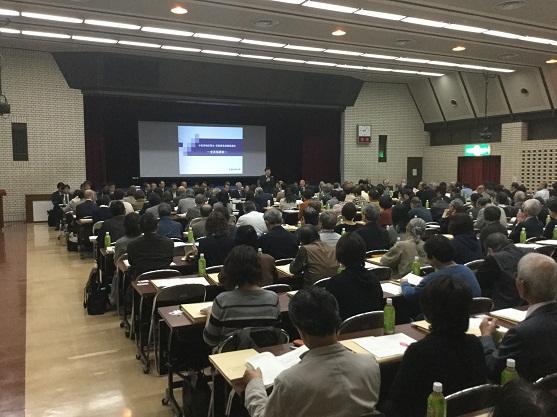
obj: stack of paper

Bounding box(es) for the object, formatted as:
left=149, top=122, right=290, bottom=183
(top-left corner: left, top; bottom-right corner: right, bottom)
left=401, top=273, right=423, bottom=286
left=181, top=301, right=213, bottom=323
left=245, top=345, right=309, bottom=387
left=352, top=333, right=416, bottom=361
left=151, top=277, right=210, bottom=289
left=490, top=308, right=527, bottom=323
left=381, top=282, right=402, bottom=296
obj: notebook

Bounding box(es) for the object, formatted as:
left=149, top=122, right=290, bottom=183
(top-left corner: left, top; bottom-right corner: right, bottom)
left=351, top=333, right=416, bottom=361
left=276, top=265, right=292, bottom=276
left=151, top=277, right=210, bottom=289
left=490, top=308, right=528, bottom=324
left=381, top=282, right=402, bottom=296
left=245, top=345, right=309, bottom=387
left=181, top=301, right=213, bottom=323
left=401, top=273, right=423, bottom=287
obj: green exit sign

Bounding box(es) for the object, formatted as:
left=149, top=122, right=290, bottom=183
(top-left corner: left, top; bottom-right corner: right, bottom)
left=464, top=143, right=491, bottom=157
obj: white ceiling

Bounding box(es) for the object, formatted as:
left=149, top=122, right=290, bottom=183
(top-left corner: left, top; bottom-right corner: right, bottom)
left=0, top=0, right=556, bottom=82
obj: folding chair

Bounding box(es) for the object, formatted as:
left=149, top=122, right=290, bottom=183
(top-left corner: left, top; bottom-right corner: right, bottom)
left=366, top=250, right=388, bottom=257
left=420, top=265, right=435, bottom=276
left=313, top=277, right=331, bottom=288
left=275, top=258, right=294, bottom=266
left=338, top=311, right=384, bottom=335
left=465, top=259, right=485, bottom=273
left=445, top=384, right=500, bottom=417
left=368, top=266, right=392, bottom=281
left=91, top=220, right=104, bottom=258
left=470, top=297, right=495, bottom=315
left=535, top=371, right=557, bottom=391
left=262, top=283, right=293, bottom=293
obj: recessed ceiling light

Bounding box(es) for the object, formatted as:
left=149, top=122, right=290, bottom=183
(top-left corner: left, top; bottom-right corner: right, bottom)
left=241, top=39, right=285, bottom=47
left=84, top=19, right=140, bottom=30
left=141, top=27, right=193, bottom=37
left=354, top=9, right=405, bottom=20
left=306, top=61, right=337, bottom=67
left=331, top=29, right=346, bottom=36
left=496, top=0, right=527, bottom=11
left=445, top=24, right=487, bottom=33
left=201, top=49, right=239, bottom=56
left=170, top=6, right=188, bottom=14
left=452, top=45, right=466, bottom=52
left=324, top=49, right=362, bottom=56
left=429, top=60, right=459, bottom=66
left=118, top=40, right=161, bottom=48
left=0, top=8, right=19, bottom=16
left=459, top=64, right=488, bottom=70
left=546, top=59, right=557, bottom=64
left=302, top=1, right=358, bottom=13
left=0, top=28, right=20, bottom=34
left=284, top=44, right=325, bottom=52
left=362, top=53, right=397, bottom=60
left=22, top=30, right=70, bottom=39
left=402, top=17, right=447, bottom=28
left=193, top=33, right=241, bottom=42
left=72, top=35, right=117, bottom=43
left=21, top=12, right=83, bottom=23
left=273, top=57, right=305, bottom=63
left=486, top=67, right=515, bottom=73
left=161, top=45, right=201, bottom=52
left=239, top=54, right=274, bottom=60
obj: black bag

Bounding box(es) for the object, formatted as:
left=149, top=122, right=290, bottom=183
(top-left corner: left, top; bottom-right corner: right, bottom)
left=83, top=267, right=108, bottom=315
left=67, top=232, right=79, bottom=252
left=182, top=371, right=211, bottom=417
left=47, top=209, right=57, bottom=227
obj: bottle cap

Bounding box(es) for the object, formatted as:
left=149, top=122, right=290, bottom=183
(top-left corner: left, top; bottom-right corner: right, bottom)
left=386, top=298, right=393, bottom=305
left=433, top=382, right=443, bottom=393
left=414, top=256, right=419, bottom=260
left=506, top=358, right=516, bottom=368
left=105, top=232, right=109, bottom=235
left=200, top=253, right=205, bottom=258
left=258, top=248, right=262, bottom=253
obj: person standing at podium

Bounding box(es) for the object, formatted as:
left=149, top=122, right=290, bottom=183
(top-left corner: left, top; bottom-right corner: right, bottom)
left=258, top=167, right=276, bottom=195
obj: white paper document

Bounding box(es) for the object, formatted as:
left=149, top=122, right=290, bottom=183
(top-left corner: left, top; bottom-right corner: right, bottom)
left=534, top=240, right=557, bottom=246
left=245, top=345, right=309, bottom=387
left=151, top=277, right=210, bottom=289
left=490, top=308, right=527, bottom=323
left=353, top=333, right=416, bottom=360
left=381, top=282, right=402, bottom=296
left=402, top=273, right=423, bottom=286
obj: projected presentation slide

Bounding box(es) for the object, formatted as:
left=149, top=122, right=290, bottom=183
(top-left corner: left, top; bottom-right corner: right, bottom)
left=178, top=126, right=243, bottom=175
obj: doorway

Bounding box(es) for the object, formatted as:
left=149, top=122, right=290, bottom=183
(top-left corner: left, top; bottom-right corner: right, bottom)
left=407, top=157, right=423, bottom=188
left=457, top=156, right=501, bottom=189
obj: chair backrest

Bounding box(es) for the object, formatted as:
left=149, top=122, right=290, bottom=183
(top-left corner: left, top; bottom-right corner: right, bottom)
left=92, top=221, right=104, bottom=233
left=446, top=384, right=500, bottom=417
left=338, top=311, right=385, bottom=335
left=470, top=297, right=495, bottom=315
left=136, top=269, right=181, bottom=281
left=262, top=284, right=293, bottom=294
left=366, top=249, right=388, bottom=257
left=535, top=245, right=555, bottom=257
left=205, top=265, right=223, bottom=275
left=153, top=283, right=206, bottom=308
left=526, top=236, right=542, bottom=243
left=535, top=371, right=557, bottom=391
left=420, top=265, right=435, bottom=276
left=465, top=259, right=485, bottom=272
left=217, top=327, right=290, bottom=353
left=115, top=252, right=128, bottom=269
left=425, top=222, right=440, bottom=227
left=275, top=258, right=294, bottom=266
left=368, top=266, right=392, bottom=281
left=313, top=277, right=331, bottom=288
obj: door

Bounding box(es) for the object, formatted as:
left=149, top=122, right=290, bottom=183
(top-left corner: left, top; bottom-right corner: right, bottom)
left=457, top=156, right=501, bottom=189
left=407, top=157, right=423, bottom=188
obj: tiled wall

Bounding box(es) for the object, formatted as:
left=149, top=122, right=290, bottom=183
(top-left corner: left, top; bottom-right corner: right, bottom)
left=0, top=48, right=85, bottom=221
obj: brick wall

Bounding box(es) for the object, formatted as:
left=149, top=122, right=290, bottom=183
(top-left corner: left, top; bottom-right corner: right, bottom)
left=0, top=48, right=85, bottom=221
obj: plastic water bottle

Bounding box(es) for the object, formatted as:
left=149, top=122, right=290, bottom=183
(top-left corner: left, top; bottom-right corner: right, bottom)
left=187, top=227, right=194, bottom=243
left=426, top=382, right=447, bottom=417
left=198, top=253, right=206, bottom=276
left=104, top=232, right=111, bottom=248
left=383, top=298, right=395, bottom=335
left=469, top=211, right=474, bottom=219
left=553, top=226, right=557, bottom=240
left=546, top=215, right=551, bottom=226
left=267, top=200, right=271, bottom=208
left=411, top=256, right=421, bottom=276
left=501, top=358, right=519, bottom=385
left=520, top=228, right=527, bottom=244
left=258, top=247, right=262, bottom=254
left=342, top=227, right=346, bottom=235
left=425, top=200, right=430, bottom=209
left=297, top=220, right=302, bottom=228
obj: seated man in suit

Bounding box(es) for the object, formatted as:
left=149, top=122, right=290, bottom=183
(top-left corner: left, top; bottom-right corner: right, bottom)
left=253, top=187, right=274, bottom=212
left=356, top=205, right=390, bottom=251
left=127, top=213, right=174, bottom=278
left=111, top=189, right=134, bottom=215
left=192, top=204, right=212, bottom=239
left=76, top=189, right=98, bottom=220
left=480, top=252, right=557, bottom=382
left=259, top=208, right=298, bottom=260
left=475, top=197, right=508, bottom=230
left=177, top=189, right=196, bottom=214
left=476, top=233, right=527, bottom=310
left=157, top=203, right=184, bottom=240
left=243, top=287, right=380, bottom=417
left=230, top=181, right=246, bottom=199
left=184, top=194, right=206, bottom=226
left=407, top=197, right=433, bottom=222
left=543, top=197, right=557, bottom=239
left=97, top=200, right=126, bottom=248
left=236, top=201, right=267, bottom=236
left=509, top=198, right=544, bottom=243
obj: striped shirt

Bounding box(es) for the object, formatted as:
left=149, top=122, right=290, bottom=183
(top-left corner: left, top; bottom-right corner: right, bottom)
left=203, top=288, right=280, bottom=347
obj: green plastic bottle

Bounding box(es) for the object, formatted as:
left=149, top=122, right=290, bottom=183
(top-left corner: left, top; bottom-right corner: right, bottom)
left=520, top=228, right=527, bottom=244
left=198, top=253, right=206, bottom=276
left=427, top=382, right=447, bottom=417
left=187, top=227, right=194, bottom=243
left=501, top=358, right=519, bottom=385
left=411, top=256, right=421, bottom=276
left=104, top=232, right=111, bottom=248
left=547, top=215, right=551, bottom=226
left=553, top=227, right=557, bottom=240
left=383, top=298, right=395, bottom=335
left=425, top=200, right=430, bottom=209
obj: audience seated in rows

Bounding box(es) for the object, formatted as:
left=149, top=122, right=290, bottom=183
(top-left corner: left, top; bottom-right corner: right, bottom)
left=243, top=287, right=380, bottom=417
left=325, top=233, right=383, bottom=320
left=75, top=189, right=96, bottom=220
left=290, top=225, right=338, bottom=287
left=480, top=252, right=557, bottom=382
left=143, top=193, right=161, bottom=217
left=93, top=195, right=112, bottom=223
left=449, top=213, right=483, bottom=264
left=113, top=212, right=141, bottom=265
left=111, top=189, right=134, bottom=215
left=184, top=194, right=206, bottom=226
left=479, top=205, right=508, bottom=253
left=192, top=204, right=212, bottom=239
left=378, top=196, right=393, bottom=227
left=543, top=197, right=557, bottom=239
left=408, top=197, right=433, bottom=223
left=177, top=189, right=196, bottom=214
left=356, top=205, right=390, bottom=251
left=381, top=218, right=428, bottom=278
left=318, top=211, right=340, bottom=247
left=203, top=245, right=280, bottom=347
left=259, top=208, right=298, bottom=260
left=386, top=276, right=488, bottom=417
left=254, top=187, right=274, bottom=212
left=475, top=197, right=508, bottom=229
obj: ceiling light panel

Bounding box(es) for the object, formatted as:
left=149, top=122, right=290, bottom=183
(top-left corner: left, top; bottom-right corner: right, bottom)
left=402, top=17, right=447, bottom=27
left=284, top=44, right=325, bottom=52
left=324, top=49, right=362, bottom=56
left=362, top=53, right=397, bottom=60
left=193, top=33, right=241, bottom=42
left=306, top=60, right=337, bottom=66
left=72, top=35, right=117, bottom=43
left=0, top=28, right=20, bottom=34
left=302, top=1, right=358, bottom=13
left=354, top=9, right=405, bottom=20
left=21, top=12, right=82, bottom=23
left=141, top=27, right=193, bottom=37
left=483, top=30, right=521, bottom=39
left=161, top=45, right=201, bottom=52
left=239, top=54, right=274, bottom=60
left=396, top=57, right=430, bottom=63
left=241, top=39, right=285, bottom=47
left=444, top=24, right=486, bottom=33
left=0, top=8, right=19, bottom=16
left=274, top=57, right=306, bottom=63
left=201, top=49, right=239, bottom=56
left=22, top=30, right=70, bottom=39
left=84, top=19, right=140, bottom=30
left=118, top=40, right=160, bottom=48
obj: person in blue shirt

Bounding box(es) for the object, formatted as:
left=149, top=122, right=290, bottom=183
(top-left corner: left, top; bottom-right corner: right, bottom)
left=401, top=234, right=481, bottom=310
left=157, top=202, right=184, bottom=240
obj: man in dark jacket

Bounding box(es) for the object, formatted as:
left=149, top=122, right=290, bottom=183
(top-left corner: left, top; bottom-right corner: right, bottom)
left=254, top=187, right=274, bottom=212
left=259, top=208, right=298, bottom=260
left=408, top=197, right=433, bottom=223
left=509, top=199, right=544, bottom=243
left=257, top=167, right=276, bottom=195
left=76, top=189, right=98, bottom=220
left=476, top=233, right=529, bottom=309
left=356, top=205, right=390, bottom=251
left=479, top=206, right=508, bottom=253
left=96, top=200, right=126, bottom=248
left=391, top=188, right=413, bottom=233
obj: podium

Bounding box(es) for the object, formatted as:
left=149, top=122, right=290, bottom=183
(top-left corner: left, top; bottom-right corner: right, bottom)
left=0, top=189, right=5, bottom=230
